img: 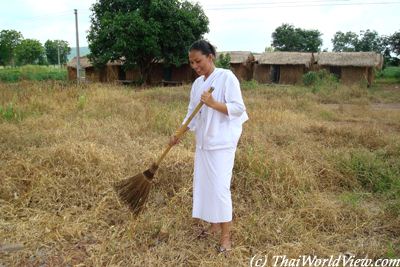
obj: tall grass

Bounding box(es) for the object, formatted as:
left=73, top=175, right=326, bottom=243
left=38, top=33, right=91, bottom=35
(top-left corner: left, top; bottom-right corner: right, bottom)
left=0, top=81, right=399, bottom=266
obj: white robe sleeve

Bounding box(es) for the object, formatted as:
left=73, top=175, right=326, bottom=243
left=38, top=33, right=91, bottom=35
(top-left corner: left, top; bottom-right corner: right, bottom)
left=182, top=83, right=198, bottom=131
left=224, top=72, right=246, bottom=120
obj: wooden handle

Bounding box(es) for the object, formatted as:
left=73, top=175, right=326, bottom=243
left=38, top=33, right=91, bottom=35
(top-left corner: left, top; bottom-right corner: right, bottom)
left=175, top=86, right=214, bottom=139
left=155, top=87, right=214, bottom=166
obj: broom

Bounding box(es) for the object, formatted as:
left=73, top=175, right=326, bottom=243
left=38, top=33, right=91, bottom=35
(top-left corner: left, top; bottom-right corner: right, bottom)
left=114, top=87, right=215, bottom=214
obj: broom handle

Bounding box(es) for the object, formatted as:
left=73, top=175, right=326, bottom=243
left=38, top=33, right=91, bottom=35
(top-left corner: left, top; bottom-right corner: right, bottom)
left=155, top=87, right=215, bottom=166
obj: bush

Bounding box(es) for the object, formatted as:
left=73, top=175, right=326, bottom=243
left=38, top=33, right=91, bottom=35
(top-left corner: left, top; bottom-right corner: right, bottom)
left=303, top=71, right=319, bottom=86
left=215, top=53, right=231, bottom=69
left=303, top=69, right=338, bottom=86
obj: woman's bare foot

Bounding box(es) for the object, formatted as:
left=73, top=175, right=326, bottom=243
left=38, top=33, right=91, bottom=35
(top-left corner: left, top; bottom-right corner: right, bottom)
left=197, top=223, right=221, bottom=239
left=209, top=223, right=221, bottom=234
left=216, top=234, right=232, bottom=254
left=219, top=234, right=232, bottom=250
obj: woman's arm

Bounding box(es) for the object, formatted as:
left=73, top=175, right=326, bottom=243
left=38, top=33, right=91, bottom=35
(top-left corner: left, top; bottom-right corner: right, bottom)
left=201, top=91, right=228, bottom=115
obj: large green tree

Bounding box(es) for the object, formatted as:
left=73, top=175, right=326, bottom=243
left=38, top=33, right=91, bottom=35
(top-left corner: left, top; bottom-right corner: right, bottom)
left=15, top=39, right=46, bottom=65
left=45, top=40, right=71, bottom=65
left=271, top=24, right=322, bottom=52
left=331, top=31, right=358, bottom=52
left=389, top=31, right=400, bottom=57
left=87, top=0, right=209, bottom=83
left=0, top=29, right=23, bottom=66
left=356, top=30, right=386, bottom=52
left=332, top=30, right=386, bottom=53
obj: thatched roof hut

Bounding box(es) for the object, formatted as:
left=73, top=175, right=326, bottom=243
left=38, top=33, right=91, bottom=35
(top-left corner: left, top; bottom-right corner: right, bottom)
left=258, top=52, right=313, bottom=67
left=66, top=56, right=193, bottom=84
left=254, top=52, right=314, bottom=84
left=252, top=53, right=262, bottom=62
left=216, top=51, right=255, bottom=81
left=315, top=52, right=383, bottom=86
left=67, top=56, right=93, bottom=69
left=67, top=56, right=93, bottom=81
left=216, top=51, right=254, bottom=64
left=316, top=52, right=382, bottom=68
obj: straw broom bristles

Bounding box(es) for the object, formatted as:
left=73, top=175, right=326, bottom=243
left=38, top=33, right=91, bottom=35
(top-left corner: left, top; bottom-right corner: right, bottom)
left=114, top=87, right=214, bottom=214
left=114, top=163, right=158, bottom=214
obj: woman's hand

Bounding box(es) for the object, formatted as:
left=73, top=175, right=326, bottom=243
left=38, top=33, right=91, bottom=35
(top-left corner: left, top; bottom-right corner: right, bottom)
left=200, top=91, right=229, bottom=115
left=169, top=135, right=180, bottom=146
left=201, top=91, right=216, bottom=108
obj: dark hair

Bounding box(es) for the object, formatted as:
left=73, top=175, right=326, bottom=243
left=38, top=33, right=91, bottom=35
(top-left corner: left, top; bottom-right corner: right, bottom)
left=189, top=40, right=216, bottom=57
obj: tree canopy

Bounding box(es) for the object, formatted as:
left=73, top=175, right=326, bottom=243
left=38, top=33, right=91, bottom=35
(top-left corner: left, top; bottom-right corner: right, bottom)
left=271, top=24, right=322, bottom=52
left=87, top=0, right=209, bottom=83
left=15, top=39, right=45, bottom=65
left=45, top=40, right=71, bottom=65
left=0, top=30, right=23, bottom=66
left=332, top=30, right=386, bottom=53
left=389, top=30, right=400, bottom=57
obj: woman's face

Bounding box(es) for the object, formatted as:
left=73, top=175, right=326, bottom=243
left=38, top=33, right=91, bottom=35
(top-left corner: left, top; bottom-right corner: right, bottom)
left=189, top=50, right=214, bottom=77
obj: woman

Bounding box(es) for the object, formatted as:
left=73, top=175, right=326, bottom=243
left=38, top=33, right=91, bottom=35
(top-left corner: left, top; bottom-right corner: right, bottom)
left=170, top=40, right=248, bottom=253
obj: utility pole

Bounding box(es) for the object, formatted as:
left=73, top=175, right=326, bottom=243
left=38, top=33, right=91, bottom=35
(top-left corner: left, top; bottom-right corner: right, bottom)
left=74, top=9, right=80, bottom=82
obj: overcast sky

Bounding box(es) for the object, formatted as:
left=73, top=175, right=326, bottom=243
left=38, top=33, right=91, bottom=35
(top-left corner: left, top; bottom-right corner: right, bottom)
left=1, top=0, right=399, bottom=53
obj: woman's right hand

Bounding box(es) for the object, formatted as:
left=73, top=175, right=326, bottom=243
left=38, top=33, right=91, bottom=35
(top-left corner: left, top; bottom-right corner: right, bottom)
left=169, top=135, right=180, bottom=146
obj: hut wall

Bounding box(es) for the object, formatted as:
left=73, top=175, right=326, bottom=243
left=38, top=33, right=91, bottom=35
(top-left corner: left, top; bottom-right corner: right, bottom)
left=106, top=65, right=119, bottom=82
left=367, top=67, right=374, bottom=86
left=231, top=63, right=253, bottom=81
left=125, top=68, right=141, bottom=81
left=341, top=66, right=368, bottom=86
left=253, top=64, right=271, bottom=83
left=85, top=67, right=99, bottom=82
left=279, top=65, right=305, bottom=84
left=171, top=64, right=195, bottom=83
left=150, top=64, right=164, bottom=84
left=67, top=67, right=77, bottom=81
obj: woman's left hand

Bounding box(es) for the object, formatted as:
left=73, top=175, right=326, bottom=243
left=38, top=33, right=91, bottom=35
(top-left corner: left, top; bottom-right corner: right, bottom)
left=201, top=91, right=216, bottom=108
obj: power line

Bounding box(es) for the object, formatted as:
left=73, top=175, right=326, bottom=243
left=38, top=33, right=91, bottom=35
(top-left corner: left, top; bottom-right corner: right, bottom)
left=4, top=8, right=91, bottom=22
left=207, top=0, right=352, bottom=8
left=206, top=1, right=400, bottom=10
left=14, top=10, right=72, bottom=20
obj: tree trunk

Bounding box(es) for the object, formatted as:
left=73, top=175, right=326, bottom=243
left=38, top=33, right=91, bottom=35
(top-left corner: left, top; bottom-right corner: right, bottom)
left=139, top=60, right=153, bottom=86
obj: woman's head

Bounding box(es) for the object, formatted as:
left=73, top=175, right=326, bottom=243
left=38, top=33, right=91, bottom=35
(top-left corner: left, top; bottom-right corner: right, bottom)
left=189, top=40, right=216, bottom=78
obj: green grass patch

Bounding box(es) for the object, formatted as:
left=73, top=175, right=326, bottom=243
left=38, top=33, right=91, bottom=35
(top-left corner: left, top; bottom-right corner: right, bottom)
left=0, top=65, right=67, bottom=82
left=241, top=79, right=262, bottom=90
left=336, top=149, right=400, bottom=195
left=77, top=94, right=87, bottom=110
left=376, top=66, right=400, bottom=83
left=378, top=66, right=400, bottom=79
left=339, top=191, right=368, bottom=207
left=0, top=102, right=24, bottom=122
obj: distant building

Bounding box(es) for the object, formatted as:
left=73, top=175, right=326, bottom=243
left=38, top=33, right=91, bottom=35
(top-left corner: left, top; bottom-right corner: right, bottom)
left=216, top=51, right=255, bottom=81
left=254, top=52, right=314, bottom=84
left=253, top=51, right=383, bottom=86
left=67, top=51, right=384, bottom=87
left=67, top=56, right=195, bottom=85
left=314, top=52, right=383, bottom=86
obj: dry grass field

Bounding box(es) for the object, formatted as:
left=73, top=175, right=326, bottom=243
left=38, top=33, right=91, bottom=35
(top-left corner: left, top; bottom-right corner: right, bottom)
left=1, top=80, right=399, bottom=266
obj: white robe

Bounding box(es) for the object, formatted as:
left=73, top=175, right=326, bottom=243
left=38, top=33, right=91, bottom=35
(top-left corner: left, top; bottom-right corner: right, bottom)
left=182, top=68, right=248, bottom=223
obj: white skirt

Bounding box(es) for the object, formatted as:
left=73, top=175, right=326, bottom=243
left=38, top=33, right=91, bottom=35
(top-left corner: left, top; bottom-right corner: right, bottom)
left=192, top=147, right=236, bottom=223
